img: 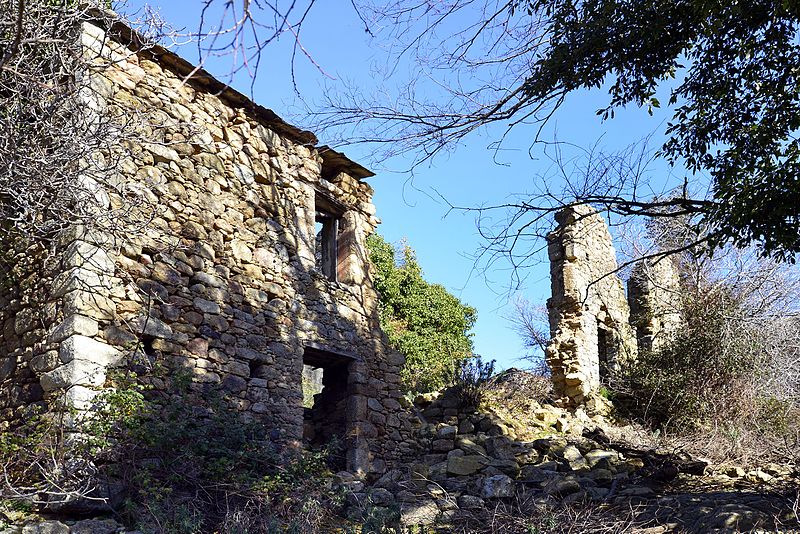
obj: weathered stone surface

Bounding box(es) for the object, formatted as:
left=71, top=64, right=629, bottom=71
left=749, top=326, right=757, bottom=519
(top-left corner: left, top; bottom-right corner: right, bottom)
left=447, top=455, right=486, bottom=476
left=70, top=518, right=122, bottom=534
left=400, top=500, right=440, bottom=526
left=21, top=521, right=69, bottom=534
left=49, top=315, right=100, bottom=344
left=41, top=359, right=106, bottom=391
left=584, top=449, right=618, bottom=468
left=543, top=475, right=582, bottom=496
left=485, top=436, right=515, bottom=460
left=481, top=474, right=514, bottom=498
left=437, top=425, right=458, bottom=440
left=546, top=205, right=638, bottom=406
left=0, top=357, right=17, bottom=380
left=562, top=444, right=588, bottom=471
left=63, top=289, right=116, bottom=320
left=30, top=351, right=61, bottom=374
left=129, top=315, right=173, bottom=339
left=456, top=436, right=486, bottom=456
left=193, top=298, right=221, bottom=314
left=59, top=335, right=121, bottom=366
left=370, top=487, right=394, bottom=506
left=64, top=241, right=115, bottom=273
left=0, top=20, right=409, bottom=484
left=457, top=494, right=485, bottom=509
left=628, top=257, right=682, bottom=352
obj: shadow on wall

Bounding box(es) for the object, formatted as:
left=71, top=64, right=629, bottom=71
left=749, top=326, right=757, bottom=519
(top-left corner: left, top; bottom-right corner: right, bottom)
left=0, top=186, right=394, bottom=527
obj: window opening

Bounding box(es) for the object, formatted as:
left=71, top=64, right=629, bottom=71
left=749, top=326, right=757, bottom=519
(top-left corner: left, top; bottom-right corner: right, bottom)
left=315, top=210, right=339, bottom=281
left=314, top=192, right=346, bottom=282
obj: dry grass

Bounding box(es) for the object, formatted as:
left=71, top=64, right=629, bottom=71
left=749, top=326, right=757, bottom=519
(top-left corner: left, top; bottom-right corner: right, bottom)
left=431, top=490, right=680, bottom=534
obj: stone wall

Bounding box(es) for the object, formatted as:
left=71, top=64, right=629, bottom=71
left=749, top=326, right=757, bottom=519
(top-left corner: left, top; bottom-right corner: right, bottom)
left=0, top=240, right=57, bottom=426
left=628, top=257, right=682, bottom=353
left=545, top=205, right=637, bottom=406
left=0, top=19, right=414, bottom=480
left=92, top=21, right=414, bottom=476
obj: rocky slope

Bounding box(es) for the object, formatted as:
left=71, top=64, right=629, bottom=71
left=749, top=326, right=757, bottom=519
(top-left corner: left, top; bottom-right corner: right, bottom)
left=344, top=372, right=799, bottom=533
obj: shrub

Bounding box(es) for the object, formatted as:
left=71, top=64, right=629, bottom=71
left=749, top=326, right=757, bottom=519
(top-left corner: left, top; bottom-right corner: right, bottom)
left=452, top=356, right=496, bottom=408
left=618, top=286, right=764, bottom=429
left=0, top=365, right=348, bottom=533
left=616, top=247, right=800, bottom=463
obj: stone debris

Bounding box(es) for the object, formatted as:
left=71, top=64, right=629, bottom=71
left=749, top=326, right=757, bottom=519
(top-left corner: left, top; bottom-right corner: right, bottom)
left=2, top=519, right=132, bottom=534
left=336, top=378, right=799, bottom=533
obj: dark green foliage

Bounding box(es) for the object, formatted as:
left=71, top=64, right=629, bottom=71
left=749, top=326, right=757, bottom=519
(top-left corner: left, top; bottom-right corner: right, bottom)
left=367, top=233, right=477, bottom=392
left=520, top=0, right=800, bottom=260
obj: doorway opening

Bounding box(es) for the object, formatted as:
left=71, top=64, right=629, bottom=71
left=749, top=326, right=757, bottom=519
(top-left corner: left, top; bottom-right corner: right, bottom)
left=302, top=346, right=354, bottom=470
left=597, top=322, right=610, bottom=383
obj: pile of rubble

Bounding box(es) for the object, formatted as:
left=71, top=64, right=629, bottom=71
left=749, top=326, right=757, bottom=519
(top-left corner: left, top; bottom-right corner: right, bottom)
left=341, top=380, right=799, bottom=532
left=0, top=519, right=131, bottom=534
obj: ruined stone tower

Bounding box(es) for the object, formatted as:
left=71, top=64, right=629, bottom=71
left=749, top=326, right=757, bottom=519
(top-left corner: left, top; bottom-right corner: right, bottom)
left=545, top=205, right=638, bottom=406
left=628, top=257, right=683, bottom=353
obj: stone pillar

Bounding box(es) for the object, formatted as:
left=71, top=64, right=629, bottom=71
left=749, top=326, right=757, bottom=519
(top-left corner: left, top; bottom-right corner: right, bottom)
left=545, top=205, right=637, bottom=407
left=628, top=256, right=682, bottom=353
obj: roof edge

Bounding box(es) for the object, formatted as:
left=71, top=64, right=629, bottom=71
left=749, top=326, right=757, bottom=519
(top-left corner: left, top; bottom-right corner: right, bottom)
left=84, top=7, right=375, bottom=180
left=318, top=146, right=375, bottom=180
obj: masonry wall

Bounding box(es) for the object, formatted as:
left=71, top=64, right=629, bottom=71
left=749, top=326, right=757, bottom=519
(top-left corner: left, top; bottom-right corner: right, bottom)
left=92, top=23, right=413, bottom=476
left=545, top=205, right=637, bottom=407
left=0, top=241, right=55, bottom=425
left=0, top=21, right=414, bottom=479
left=628, top=257, right=682, bottom=353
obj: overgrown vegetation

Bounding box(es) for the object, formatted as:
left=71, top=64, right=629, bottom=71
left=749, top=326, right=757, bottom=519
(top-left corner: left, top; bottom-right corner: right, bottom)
left=616, top=224, right=800, bottom=464
left=452, top=356, right=496, bottom=408
left=368, top=233, right=477, bottom=393
left=0, top=365, right=364, bottom=533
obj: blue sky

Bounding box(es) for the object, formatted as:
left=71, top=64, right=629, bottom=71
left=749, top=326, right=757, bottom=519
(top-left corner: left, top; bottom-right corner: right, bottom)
left=121, top=1, right=682, bottom=369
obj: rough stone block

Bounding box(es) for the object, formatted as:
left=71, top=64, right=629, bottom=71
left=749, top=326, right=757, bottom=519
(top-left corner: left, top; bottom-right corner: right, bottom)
left=193, top=297, right=221, bottom=314
left=129, top=315, right=173, bottom=339
left=49, top=315, right=100, bottom=344
left=59, top=335, right=121, bottom=367
left=0, top=357, right=16, bottom=380
left=63, top=289, right=116, bottom=320
left=40, top=359, right=106, bottom=391
left=30, top=351, right=61, bottom=374
left=446, top=455, right=487, bottom=476
left=64, top=240, right=114, bottom=273
left=65, top=385, right=101, bottom=411
left=21, top=520, right=69, bottom=534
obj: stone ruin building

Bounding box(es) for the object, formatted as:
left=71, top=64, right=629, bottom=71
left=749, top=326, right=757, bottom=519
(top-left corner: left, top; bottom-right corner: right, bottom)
left=0, top=12, right=414, bottom=480
left=628, top=256, right=683, bottom=353
left=0, top=12, right=692, bottom=509
left=546, top=204, right=683, bottom=406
